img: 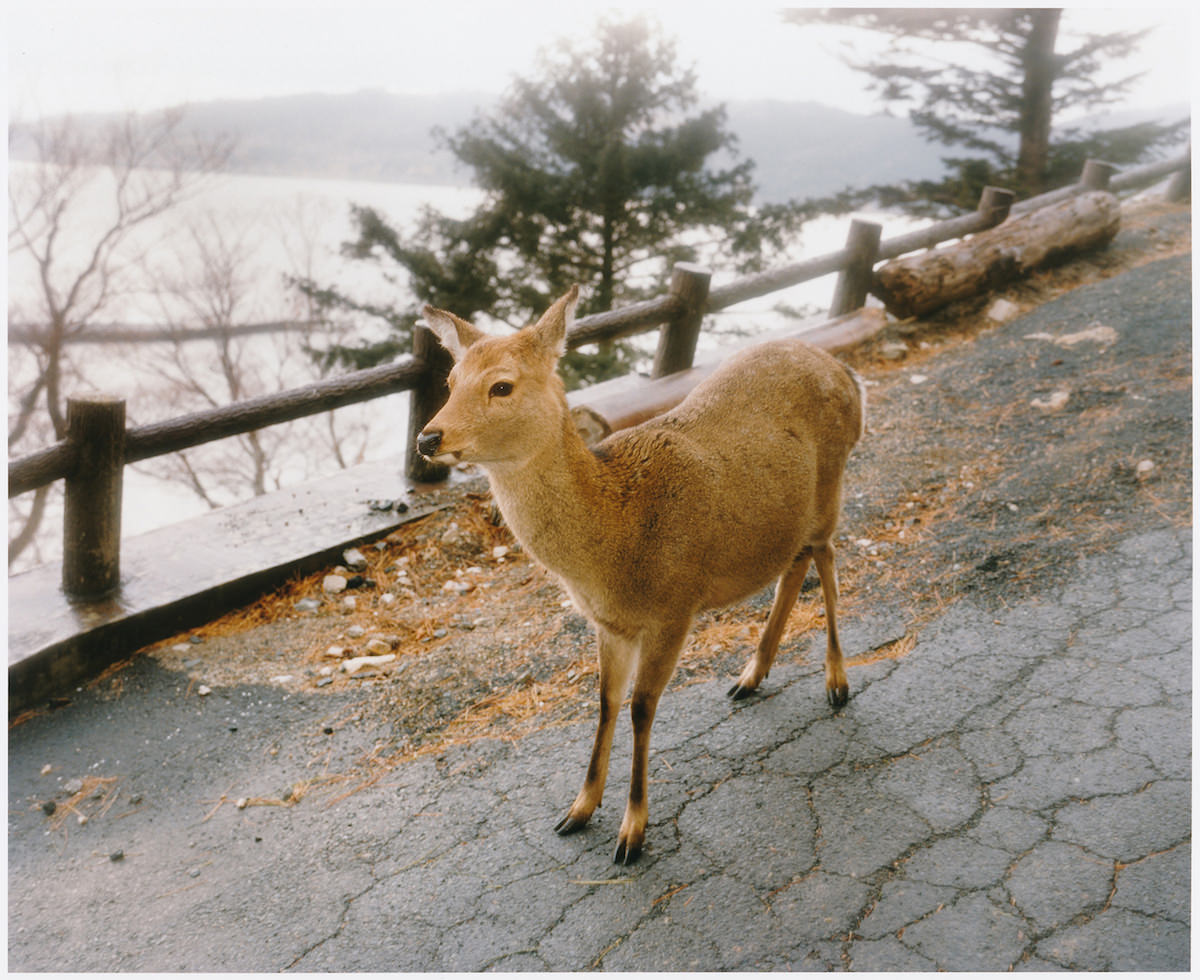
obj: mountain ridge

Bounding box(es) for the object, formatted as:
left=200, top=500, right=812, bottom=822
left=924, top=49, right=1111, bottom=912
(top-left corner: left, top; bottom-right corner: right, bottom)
left=8, top=90, right=1188, bottom=204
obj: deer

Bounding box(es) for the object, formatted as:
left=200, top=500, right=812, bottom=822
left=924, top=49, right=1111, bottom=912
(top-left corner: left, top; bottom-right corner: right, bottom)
left=417, top=285, right=866, bottom=864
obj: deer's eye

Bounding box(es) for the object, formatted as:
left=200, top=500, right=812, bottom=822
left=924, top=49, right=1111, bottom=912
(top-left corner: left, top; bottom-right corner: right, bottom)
left=489, top=381, right=513, bottom=398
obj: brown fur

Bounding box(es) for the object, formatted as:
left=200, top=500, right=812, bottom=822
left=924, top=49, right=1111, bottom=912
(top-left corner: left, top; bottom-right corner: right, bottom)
left=419, top=286, right=865, bottom=863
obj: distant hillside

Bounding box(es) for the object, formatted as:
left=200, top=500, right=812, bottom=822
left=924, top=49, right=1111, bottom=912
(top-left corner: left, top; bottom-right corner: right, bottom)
left=723, top=99, right=945, bottom=200
left=175, top=90, right=484, bottom=186
left=8, top=90, right=1187, bottom=204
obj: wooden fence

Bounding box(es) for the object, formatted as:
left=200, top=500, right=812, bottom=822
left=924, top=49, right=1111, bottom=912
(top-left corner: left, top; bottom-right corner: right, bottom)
left=8, top=152, right=1189, bottom=601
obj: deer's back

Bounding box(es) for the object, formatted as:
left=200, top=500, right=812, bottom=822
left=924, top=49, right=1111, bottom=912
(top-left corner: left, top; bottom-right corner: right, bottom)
left=667, top=339, right=863, bottom=448
left=587, top=339, right=863, bottom=612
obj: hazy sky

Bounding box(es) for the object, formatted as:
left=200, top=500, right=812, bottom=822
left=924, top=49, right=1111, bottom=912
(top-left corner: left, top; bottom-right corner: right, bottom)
left=5, top=2, right=1193, bottom=120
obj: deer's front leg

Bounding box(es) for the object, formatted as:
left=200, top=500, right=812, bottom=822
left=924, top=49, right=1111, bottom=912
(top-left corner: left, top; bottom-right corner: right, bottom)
left=613, top=620, right=689, bottom=865
left=555, top=629, right=633, bottom=836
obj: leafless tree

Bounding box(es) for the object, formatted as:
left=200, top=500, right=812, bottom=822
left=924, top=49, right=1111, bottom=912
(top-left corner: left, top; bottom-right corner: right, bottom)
left=8, top=107, right=231, bottom=566
left=128, top=200, right=375, bottom=511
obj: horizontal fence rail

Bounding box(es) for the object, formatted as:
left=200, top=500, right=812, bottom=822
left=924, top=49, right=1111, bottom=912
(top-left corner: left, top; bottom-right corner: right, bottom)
left=9, top=359, right=429, bottom=497
left=8, top=319, right=324, bottom=346
left=7, top=151, right=1189, bottom=601
left=566, top=294, right=683, bottom=347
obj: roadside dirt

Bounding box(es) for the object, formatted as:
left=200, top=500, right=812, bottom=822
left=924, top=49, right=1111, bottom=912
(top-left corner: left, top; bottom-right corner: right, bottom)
left=137, top=196, right=1191, bottom=778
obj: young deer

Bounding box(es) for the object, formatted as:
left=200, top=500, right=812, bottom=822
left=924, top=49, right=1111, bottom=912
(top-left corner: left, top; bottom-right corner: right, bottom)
left=417, top=286, right=865, bottom=864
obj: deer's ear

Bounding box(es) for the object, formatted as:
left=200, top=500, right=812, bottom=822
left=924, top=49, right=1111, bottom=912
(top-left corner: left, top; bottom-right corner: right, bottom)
left=530, top=284, right=578, bottom=360
left=421, top=306, right=486, bottom=361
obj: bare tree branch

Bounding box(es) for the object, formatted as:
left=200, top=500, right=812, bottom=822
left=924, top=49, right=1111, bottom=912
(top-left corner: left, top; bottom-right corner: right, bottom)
left=8, top=107, right=231, bottom=566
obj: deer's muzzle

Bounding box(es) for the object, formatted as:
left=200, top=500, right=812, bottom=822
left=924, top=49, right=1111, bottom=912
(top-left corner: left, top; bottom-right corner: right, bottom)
left=416, top=429, right=443, bottom=459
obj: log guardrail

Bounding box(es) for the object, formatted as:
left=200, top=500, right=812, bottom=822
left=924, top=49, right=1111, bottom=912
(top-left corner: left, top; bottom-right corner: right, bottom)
left=8, top=152, right=1189, bottom=600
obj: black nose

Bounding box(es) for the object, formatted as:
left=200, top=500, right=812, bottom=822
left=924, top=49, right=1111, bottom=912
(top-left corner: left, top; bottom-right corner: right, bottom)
left=417, top=430, right=443, bottom=458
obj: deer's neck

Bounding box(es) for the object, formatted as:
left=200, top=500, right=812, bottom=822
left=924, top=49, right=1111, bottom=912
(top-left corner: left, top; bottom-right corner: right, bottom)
left=484, top=413, right=611, bottom=586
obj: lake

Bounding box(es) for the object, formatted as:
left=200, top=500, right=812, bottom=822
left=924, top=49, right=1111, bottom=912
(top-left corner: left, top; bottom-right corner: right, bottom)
left=8, top=164, right=915, bottom=570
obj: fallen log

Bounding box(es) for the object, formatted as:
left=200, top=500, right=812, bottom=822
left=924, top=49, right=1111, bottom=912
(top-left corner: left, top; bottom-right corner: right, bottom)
left=568, top=306, right=886, bottom=439
left=872, top=190, right=1121, bottom=319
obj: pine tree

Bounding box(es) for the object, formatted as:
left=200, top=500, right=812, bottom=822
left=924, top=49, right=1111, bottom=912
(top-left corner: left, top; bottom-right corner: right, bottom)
left=785, top=8, right=1186, bottom=213
left=302, top=16, right=803, bottom=386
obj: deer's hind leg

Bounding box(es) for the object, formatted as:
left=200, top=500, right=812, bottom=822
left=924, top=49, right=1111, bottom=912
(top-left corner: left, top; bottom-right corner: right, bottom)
left=728, top=550, right=813, bottom=700
left=812, top=541, right=849, bottom=708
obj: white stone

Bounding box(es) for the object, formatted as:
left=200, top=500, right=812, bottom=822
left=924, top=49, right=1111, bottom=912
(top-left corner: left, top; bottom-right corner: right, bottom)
left=322, top=574, right=348, bottom=594
left=341, top=653, right=396, bottom=675
left=1055, top=323, right=1118, bottom=348
left=987, top=298, right=1021, bottom=322
left=1031, top=389, right=1070, bottom=412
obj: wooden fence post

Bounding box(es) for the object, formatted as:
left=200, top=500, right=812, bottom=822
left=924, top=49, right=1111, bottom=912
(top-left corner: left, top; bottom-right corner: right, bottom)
left=62, top=394, right=125, bottom=600
left=977, top=186, right=1015, bottom=226
left=652, top=263, right=711, bottom=378
left=1081, top=159, right=1118, bottom=191
left=829, top=218, right=882, bottom=317
left=405, top=325, right=455, bottom=483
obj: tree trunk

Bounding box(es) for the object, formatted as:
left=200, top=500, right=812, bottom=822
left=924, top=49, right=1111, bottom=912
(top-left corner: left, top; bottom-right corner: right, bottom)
left=1015, top=8, right=1061, bottom=197
left=872, top=190, right=1120, bottom=319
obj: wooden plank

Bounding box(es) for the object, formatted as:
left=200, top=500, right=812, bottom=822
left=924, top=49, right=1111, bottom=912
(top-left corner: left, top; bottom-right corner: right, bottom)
left=568, top=307, right=886, bottom=437
left=8, top=459, right=463, bottom=714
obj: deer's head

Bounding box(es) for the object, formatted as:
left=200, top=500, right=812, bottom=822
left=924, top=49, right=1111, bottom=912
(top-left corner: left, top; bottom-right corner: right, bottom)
left=417, top=285, right=579, bottom=469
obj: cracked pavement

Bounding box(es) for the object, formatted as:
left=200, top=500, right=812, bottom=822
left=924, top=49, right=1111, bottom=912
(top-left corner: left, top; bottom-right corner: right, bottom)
left=7, top=528, right=1190, bottom=971
left=8, top=235, right=1192, bottom=971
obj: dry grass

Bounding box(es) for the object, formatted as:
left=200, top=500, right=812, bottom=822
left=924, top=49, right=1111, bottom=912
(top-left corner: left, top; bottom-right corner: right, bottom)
left=200, top=778, right=326, bottom=821
left=847, top=632, right=918, bottom=667
left=48, top=775, right=120, bottom=832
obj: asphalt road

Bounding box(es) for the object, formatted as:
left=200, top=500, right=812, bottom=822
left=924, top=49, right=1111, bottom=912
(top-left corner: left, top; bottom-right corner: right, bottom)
left=8, top=247, right=1191, bottom=972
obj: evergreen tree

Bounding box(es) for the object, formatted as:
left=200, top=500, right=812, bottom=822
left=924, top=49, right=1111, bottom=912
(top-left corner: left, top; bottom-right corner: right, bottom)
left=302, top=16, right=803, bottom=387
left=785, top=8, right=1187, bottom=213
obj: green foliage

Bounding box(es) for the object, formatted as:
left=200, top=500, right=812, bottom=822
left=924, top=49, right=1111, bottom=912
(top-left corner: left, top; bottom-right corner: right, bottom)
left=302, top=15, right=808, bottom=387
left=785, top=8, right=1187, bottom=213
left=1046, top=119, right=1189, bottom=188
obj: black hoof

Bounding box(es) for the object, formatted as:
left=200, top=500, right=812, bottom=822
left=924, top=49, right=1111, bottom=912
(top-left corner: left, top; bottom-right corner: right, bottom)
left=827, top=685, right=850, bottom=710
left=612, top=839, right=643, bottom=865
left=555, top=814, right=589, bottom=836
left=727, top=683, right=758, bottom=701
